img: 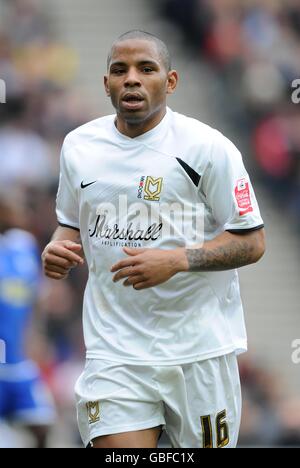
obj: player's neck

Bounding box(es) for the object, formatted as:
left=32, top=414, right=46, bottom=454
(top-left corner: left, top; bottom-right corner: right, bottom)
left=116, top=108, right=166, bottom=139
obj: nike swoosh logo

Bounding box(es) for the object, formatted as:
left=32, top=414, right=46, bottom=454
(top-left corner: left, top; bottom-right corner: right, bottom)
left=81, top=180, right=97, bottom=189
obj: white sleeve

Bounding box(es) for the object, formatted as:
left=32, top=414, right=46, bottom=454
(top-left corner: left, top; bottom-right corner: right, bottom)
left=200, top=132, right=264, bottom=232
left=56, top=143, right=80, bottom=230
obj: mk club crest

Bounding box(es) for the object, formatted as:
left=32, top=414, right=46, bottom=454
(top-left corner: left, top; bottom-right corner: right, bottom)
left=142, top=176, right=163, bottom=202
left=86, top=401, right=100, bottom=424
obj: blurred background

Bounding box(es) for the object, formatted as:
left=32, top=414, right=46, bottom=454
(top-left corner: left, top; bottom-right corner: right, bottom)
left=0, top=0, right=300, bottom=448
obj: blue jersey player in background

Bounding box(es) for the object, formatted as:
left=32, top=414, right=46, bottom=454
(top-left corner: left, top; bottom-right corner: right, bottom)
left=0, top=193, right=55, bottom=448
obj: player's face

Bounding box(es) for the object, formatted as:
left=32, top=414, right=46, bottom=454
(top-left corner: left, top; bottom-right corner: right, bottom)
left=104, top=39, right=177, bottom=134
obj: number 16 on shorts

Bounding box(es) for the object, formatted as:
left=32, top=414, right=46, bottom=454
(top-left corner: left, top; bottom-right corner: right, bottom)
left=201, top=410, right=230, bottom=448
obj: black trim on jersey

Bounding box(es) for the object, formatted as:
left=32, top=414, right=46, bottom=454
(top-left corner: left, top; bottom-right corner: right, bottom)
left=176, top=158, right=201, bottom=187
left=58, top=222, right=80, bottom=232
left=226, top=224, right=264, bottom=234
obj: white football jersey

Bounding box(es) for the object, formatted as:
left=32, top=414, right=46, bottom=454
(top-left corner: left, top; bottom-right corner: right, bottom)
left=56, top=108, right=264, bottom=365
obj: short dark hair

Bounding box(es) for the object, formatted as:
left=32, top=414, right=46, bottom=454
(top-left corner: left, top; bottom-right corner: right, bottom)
left=107, top=30, right=172, bottom=72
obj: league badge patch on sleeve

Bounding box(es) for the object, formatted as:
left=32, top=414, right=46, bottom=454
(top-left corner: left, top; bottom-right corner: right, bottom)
left=235, top=178, right=253, bottom=216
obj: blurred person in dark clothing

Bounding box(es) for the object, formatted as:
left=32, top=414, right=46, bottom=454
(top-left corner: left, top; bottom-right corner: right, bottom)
left=160, top=0, right=213, bottom=50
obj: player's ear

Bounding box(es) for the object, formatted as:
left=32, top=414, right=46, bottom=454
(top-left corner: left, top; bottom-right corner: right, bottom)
left=166, top=70, right=178, bottom=95
left=104, top=75, right=110, bottom=97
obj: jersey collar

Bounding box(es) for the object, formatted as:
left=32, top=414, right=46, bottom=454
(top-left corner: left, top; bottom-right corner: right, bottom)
left=111, top=107, right=172, bottom=145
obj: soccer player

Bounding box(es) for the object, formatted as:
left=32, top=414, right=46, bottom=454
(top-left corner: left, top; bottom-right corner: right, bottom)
left=42, top=30, right=265, bottom=448
left=0, top=194, right=55, bottom=448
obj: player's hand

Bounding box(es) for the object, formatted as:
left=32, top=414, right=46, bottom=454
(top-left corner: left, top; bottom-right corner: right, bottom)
left=42, top=240, right=84, bottom=280
left=111, top=247, right=189, bottom=290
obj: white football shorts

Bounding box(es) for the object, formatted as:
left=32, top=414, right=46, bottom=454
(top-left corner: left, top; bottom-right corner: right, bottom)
left=75, top=353, right=242, bottom=448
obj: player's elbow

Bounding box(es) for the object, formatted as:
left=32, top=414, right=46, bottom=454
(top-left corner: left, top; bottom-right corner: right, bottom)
left=251, top=228, right=266, bottom=263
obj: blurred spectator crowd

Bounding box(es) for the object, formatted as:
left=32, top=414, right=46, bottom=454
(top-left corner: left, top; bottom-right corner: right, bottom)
left=160, top=0, right=300, bottom=231
left=0, top=0, right=299, bottom=447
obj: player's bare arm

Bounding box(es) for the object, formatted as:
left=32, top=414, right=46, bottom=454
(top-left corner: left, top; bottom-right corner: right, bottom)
left=111, top=229, right=265, bottom=290
left=185, top=228, right=265, bottom=272
left=42, top=226, right=84, bottom=280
